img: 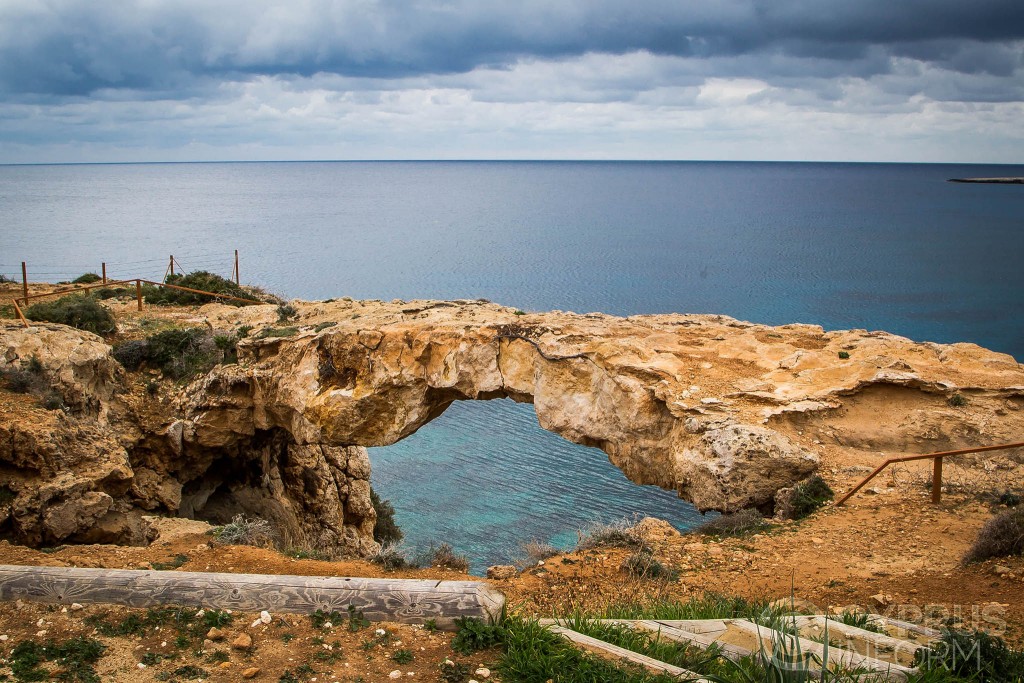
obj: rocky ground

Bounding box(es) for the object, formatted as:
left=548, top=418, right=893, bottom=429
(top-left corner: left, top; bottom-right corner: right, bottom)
left=1, top=281, right=1023, bottom=680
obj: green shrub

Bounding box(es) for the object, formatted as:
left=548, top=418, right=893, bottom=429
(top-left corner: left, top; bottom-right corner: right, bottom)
left=370, top=487, right=403, bottom=545
left=277, top=303, right=298, bottom=321
left=142, top=271, right=257, bottom=307
left=0, top=273, right=14, bottom=283
left=112, top=339, right=148, bottom=371
left=72, top=273, right=101, bottom=284
left=25, top=294, right=117, bottom=336
left=95, top=287, right=129, bottom=300
left=695, top=509, right=771, bottom=537
left=258, top=326, right=299, bottom=338
left=916, top=628, right=1024, bottom=681
left=451, top=617, right=505, bottom=655
left=414, top=542, right=469, bottom=572
left=948, top=393, right=968, bottom=407
left=621, top=550, right=679, bottom=581
left=963, top=508, right=1024, bottom=563
left=838, top=350, right=850, bottom=359
left=777, top=475, right=834, bottom=520
left=143, top=327, right=219, bottom=379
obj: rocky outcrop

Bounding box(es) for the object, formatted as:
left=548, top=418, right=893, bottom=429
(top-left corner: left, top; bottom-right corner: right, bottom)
left=3, top=298, right=1023, bottom=554
left=188, top=298, right=1024, bottom=516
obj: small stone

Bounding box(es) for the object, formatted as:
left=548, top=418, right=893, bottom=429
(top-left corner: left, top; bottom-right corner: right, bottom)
left=0, top=635, right=8, bottom=642
left=259, top=610, right=272, bottom=624
left=811, top=538, right=824, bottom=545
left=486, top=565, right=517, bottom=580
left=70, top=603, right=84, bottom=611
left=36, top=630, right=47, bottom=637
left=219, top=661, right=232, bottom=669
left=475, top=667, right=491, bottom=678
left=242, top=667, right=261, bottom=679
left=322, top=621, right=332, bottom=629
left=207, top=627, right=225, bottom=640
left=137, top=663, right=146, bottom=670
left=870, top=593, right=891, bottom=608
left=389, top=671, right=403, bottom=679
left=994, top=565, right=1011, bottom=575
left=195, top=609, right=205, bottom=618
left=232, top=633, right=252, bottom=650
left=251, top=618, right=263, bottom=628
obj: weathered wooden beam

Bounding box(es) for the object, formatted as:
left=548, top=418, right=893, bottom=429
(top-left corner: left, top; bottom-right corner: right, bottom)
left=0, top=565, right=504, bottom=629
left=546, top=625, right=709, bottom=681
left=790, top=616, right=924, bottom=667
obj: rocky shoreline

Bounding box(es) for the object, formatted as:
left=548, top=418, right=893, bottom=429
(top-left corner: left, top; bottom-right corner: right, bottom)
left=2, top=291, right=1022, bottom=558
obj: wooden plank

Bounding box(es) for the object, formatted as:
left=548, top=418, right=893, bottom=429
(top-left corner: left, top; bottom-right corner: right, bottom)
left=642, top=621, right=752, bottom=662
left=546, top=625, right=708, bottom=681
left=791, top=616, right=924, bottom=666
left=873, top=615, right=941, bottom=639
left=727, top=619, right=912, bottom=680
left=651, top=619, right=729, bottom=637
left=0, top=565, right=503, bottom=629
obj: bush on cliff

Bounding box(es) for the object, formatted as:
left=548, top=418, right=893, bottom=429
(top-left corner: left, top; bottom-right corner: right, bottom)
left=122, top=328, right=218, bottom=380
left=370, top=487, right=402, bottom=546
left=72, top=272, right=102, bottom=284
left=24, top=294, right=117, bottom=336
left=142, top=271, right=258, bottom=307
left=775, top=475, right=834, bottom=520
left=695, top=509, right=771, bottom=538
left=963, top=508, right=1024, bottom=564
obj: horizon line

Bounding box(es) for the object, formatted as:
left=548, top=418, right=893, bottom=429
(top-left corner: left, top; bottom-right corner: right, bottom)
left=2, top=158, right=1021, bottom=168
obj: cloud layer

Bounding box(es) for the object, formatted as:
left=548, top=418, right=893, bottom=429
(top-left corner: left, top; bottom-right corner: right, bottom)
left=1, top=0, right=1022, bottom=162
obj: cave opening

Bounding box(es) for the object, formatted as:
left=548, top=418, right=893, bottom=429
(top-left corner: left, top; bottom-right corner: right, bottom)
left=368, top=397, right=705, bottom=574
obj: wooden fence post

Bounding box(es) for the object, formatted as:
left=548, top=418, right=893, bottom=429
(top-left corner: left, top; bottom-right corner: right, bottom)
left=21, top=262, right=28, bottom=305
left=931, top=456, right=943, bottom=503
left=234, top=249, right=239, bottom=285
left=136, top=279, right=143, bottom=311
left=169, top=255, right=175, bottom=277
left=102, top=263, right=107, bottom=284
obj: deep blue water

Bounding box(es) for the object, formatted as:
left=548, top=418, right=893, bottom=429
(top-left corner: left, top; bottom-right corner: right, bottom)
left=2, top=161, right=1022, bottom=572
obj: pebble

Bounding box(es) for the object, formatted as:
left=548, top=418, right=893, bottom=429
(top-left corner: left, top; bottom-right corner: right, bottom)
left=0, top=635, right=8, bottom=642
left=207, top=627, right=225, bottom=640
left=70, top=603, right=83, bottom=611
left=137, top=663, right=146, bottom=670
left=232, top=633, right=253, bottom=650
left=475, top=667, right=491, bottom=678
left=219, top=662, right=232, bottom=669
left=259, top=610, right=272, bottom=624
left=242, top=667, right=261, bottom=679
left=389, top=671, right=403, bottom=679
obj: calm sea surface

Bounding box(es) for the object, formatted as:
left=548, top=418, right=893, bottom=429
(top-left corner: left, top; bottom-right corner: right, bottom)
left=2, top=161, right=1022, bottom=572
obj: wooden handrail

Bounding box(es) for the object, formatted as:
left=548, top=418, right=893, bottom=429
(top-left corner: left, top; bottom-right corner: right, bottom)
left=135, top=279, right=259, bottom=305
left=10, top=299, right=29, bottom=328
left=835, top=441, right=1024, bottom=506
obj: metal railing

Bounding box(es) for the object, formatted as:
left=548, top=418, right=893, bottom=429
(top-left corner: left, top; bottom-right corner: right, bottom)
left=835, top=442, right=1024, bottom=506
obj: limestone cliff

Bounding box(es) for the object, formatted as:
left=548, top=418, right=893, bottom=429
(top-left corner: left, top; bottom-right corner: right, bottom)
left=2, top=298, right=1023, bottom=554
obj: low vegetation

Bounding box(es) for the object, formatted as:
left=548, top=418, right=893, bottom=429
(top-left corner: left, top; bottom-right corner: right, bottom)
left=962, top=507, right=1024, bottom=564
left=71, top=273, right=102, bottom=284
left=695, top=508, right=772, bottom=538
left=514, top=539, right=560, bottom=569
left=620, top=550, right=680, bottom=581
left=141, top=271, right=258, bottom=307
left=777, top=474, right=834, bottom=520
left=370, top=487, right=403, bottom=546
left=24, top=294, right=117, bottom=336
left=209, top=514, right=277, bottom=548
left=113, top=326, right=237, bottom=380
left=0, top=356, right=64, bottom=410
left=414, top=542, right=470, bottom=572
left=575, top=517, right=647, bottom=552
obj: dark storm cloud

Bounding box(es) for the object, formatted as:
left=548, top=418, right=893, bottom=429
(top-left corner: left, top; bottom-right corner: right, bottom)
left=1, top=0, right=1021, bottom=98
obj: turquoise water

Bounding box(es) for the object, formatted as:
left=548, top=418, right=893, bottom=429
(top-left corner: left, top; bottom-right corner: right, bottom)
left=2, top=160, right=1022, bottom=572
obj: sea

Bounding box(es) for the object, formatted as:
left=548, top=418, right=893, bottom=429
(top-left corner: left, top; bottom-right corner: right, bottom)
left=2, top=161, right=1022, bottom=573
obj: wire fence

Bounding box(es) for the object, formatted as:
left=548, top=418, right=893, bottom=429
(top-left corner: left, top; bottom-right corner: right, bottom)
left=1, top=250, right=241, bottom=291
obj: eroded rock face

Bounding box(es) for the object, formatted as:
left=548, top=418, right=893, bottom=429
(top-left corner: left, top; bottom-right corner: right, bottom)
left=3, top=297, right=1024, bottom=554
left=188, top=299, right=1024, bottom=517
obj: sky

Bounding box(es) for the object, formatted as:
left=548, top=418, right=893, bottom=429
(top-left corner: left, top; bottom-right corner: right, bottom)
left=1, top=0, right=1022, bottom=164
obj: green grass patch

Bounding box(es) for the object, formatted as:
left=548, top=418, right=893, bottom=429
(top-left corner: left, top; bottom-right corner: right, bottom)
left=695, top=509, right=772, bottom=538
